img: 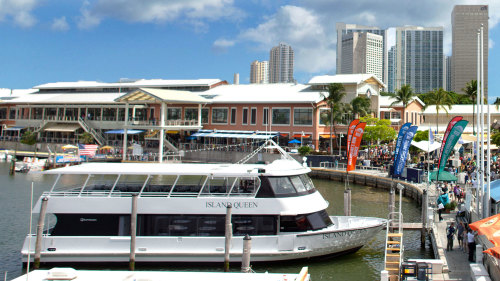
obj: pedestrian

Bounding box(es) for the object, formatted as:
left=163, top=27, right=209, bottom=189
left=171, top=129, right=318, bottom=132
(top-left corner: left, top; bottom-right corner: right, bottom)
left=437, top=190, right=449, bottom=221
left=457, top=221, right=465, bottom=250
left=447, top=222, right=456, bottom=251
left=467, top=228, right=476, bottom=262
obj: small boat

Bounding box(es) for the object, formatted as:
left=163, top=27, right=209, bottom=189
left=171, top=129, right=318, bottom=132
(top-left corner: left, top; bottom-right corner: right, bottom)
left=12, top=267, right=311, bottom=281
left=21, top=140, right=386, bottom=264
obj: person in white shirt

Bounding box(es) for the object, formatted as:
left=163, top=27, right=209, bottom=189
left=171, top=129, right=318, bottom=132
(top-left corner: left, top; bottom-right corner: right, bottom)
left=467, top=228, right=476, bottom=262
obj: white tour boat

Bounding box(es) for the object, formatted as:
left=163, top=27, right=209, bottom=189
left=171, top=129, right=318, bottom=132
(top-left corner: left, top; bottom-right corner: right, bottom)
left=21, top=141, right=385, bottom=264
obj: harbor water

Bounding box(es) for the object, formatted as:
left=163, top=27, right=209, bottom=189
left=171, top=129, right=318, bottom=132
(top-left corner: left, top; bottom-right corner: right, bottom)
left=0, top=162, right=432, bottom=280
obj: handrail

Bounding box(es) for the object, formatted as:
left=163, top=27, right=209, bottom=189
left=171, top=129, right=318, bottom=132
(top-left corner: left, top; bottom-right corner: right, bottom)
left=78, top=117, right=105, bottom=145
left=384, top=211, right=404, bottom=279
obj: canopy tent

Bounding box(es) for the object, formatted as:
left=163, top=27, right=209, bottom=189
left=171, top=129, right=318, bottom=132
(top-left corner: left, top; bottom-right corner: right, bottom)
left=470, top=214, right=500, bottom=258
left=44, top=123, right=81, bottom=132
left=288, top=139, right=301, bottom=144
left=483, top=179, right=500, bottom=202
left=99, top=145, right=114, bottom=150
left=429, top=170, right=457, bottom=182
left=62, top=144, right=78, bottom=150
left=2, top=126, right=25, bottom=131
left=319, top=134, right=336, bottom=139
left=410, top=140, right=441, bottom=152
left=105, top=129, right=144, bottom=135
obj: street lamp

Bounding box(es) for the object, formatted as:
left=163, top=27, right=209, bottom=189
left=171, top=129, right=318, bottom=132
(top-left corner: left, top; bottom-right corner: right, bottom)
left=339, top=133, right=344, bottom=157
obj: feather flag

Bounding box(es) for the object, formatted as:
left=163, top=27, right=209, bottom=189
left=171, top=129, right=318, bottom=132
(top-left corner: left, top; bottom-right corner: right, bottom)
left=78, top=144, right=99, bottom=157
left=437, top=116, right=463, bottom=171
left=394, top=126, right=418, bottom=176
left=429, top=129, right=434, bottom=144
left=346, top=122, right=366, bottom=172
left=437, top=120, right=468, bottom=176
left=346, top=119, right=360, bottom=156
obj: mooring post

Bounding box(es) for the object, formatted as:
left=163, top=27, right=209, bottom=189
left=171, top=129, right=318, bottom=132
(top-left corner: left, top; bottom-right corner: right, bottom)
left=421, top=189, right=428, bottom=247
left=34, top=197, right=49, bottom=269
left=9, top=158, right=15, bottom=175
left=344, top=189, right=351, bottom=216
left=224, top=205, right=233, bottom=272
left=241, top=234, right=252, bottom=273
left=389, top=187, right=395, bottom=231
left=129, top=194, right=138, bottom=271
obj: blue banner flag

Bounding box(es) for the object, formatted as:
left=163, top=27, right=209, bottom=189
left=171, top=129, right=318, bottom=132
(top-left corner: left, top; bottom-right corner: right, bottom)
left=394, top=123, right=412, bottom=161
left=429, top=129, right=434, bottom=144
left=394, top=126, right=418, bottom=176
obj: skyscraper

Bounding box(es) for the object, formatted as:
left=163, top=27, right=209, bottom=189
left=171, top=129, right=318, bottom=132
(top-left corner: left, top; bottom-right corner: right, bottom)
left=340, top=32, right=383, bottom=81
left=387, top=46, right=396, bottom=93
left=336, top=23, right=388, bottom=84
left=269, top=43, right=294, bottom=83
left=451, top=5, right=488, bottom=97
left=395, top=26, right=443, bottom=94
left=250, top=60, right=269, bottom=84
left=445, top=56, right=452, bottom=91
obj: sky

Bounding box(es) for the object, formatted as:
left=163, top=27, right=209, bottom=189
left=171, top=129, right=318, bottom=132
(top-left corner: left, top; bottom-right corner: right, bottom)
left=0, top=0, right=499, bottom=101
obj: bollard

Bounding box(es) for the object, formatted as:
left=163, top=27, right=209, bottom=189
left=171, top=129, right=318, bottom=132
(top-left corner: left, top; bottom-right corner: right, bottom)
left=241, top=235, right=252, bottom=273
left=344, top=189, right=351, bottom=216
left=129, top=194, right=138, bottom=271
left=34, top=197, right=49, bottom=269
left=380, top=270, right=389, bottom=281
left=224, top=205, right=233, bottom=272
left=9, top=159, right=15, bottom=175
left=421, top=189, right=428, bottom=247
left=476, top=244, right=483, bottom=264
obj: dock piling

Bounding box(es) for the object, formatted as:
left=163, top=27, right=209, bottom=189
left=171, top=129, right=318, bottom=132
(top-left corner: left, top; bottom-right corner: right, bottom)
left=421, top=189, right=428, bottom=247
left=224, top=205, right=233, bottom=272
left=34, top=197, right=49, bottom=269
left=241, top=234, right=252, bottom=273
left=344, top=189, right=351, bottom=216
left=129, top=194, right=138, bottom=271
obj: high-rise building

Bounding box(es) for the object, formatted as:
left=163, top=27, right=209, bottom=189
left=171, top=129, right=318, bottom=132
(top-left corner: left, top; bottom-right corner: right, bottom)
left=444, top=56, right=452, bottom=91
left=451, top=5, right=488, bottom=97
left=250, top=60, right=269, bottom=84
left=269, top=43, right=294, bottom=83
left=340, top=32, right=383, bottom=81
left=387, top=46, right=396, bottom=93
left=395, top=26, right=443, bottom=94
left=336, top=23, right=387, bottom=84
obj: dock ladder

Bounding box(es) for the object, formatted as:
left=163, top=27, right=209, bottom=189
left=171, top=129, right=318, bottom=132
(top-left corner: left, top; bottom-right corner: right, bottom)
left=384, top=211, right=404, bottom=280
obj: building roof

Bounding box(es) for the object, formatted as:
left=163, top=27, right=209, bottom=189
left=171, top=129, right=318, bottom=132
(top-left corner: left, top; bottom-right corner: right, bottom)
left=422, top=105, right=500, bottom=115
left=307, top=74, right=386, bottom=88
left=34, top=79, right=223, bottom=90
left=379, top=95, right=425, bottom=107
left=1, top=92, right=122, bottom=104
left=203, top=83, right=323, bottom=104
left=116, top=88, right=211, bottom=104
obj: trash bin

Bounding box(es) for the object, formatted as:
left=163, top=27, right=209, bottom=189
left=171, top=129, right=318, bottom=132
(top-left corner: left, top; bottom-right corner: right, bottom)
left=401, top=261, right=417, bottom=279
left=416, top=262, right=429, bottom=280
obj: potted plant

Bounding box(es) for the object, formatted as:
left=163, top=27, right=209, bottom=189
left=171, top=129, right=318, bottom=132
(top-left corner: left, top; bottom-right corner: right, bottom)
left=444, top=201, right=457, bottom=213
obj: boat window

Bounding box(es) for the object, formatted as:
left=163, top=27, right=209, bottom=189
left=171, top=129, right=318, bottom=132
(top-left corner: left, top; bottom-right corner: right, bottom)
left=267, top=177, right=297, bottom=196
left=171, top=175, right=206, bottom=196
left=280, top=210, right=332, bottom=232
left=84, top=174, right=118, bottom=193
left=200, top=177, right=234, bottom=195
left=51, top=174, right=89, bottom=194
left=289, top=176, right=307, bottom=193
left=112, top=175, right=149, bottom=194
left=142, top=175, right=177, bottom=194
left=299, top=174, right=315, bottom=191
left=50, top=214, right=124, bottom=236
left=230, top=177, right=260, bottom=196
left=233, top=215, right=276, bottom=236
left=255, top=177, right=274, bottom=198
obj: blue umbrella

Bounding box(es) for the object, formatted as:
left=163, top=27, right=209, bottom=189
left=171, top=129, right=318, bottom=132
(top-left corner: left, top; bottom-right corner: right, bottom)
left=288, top=139, right=301, bottom=144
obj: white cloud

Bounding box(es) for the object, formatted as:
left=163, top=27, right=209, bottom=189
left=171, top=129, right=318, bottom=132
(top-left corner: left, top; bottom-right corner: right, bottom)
left=490, top=39, right=495, bottom=49
left=51, top=16, right=69, bottom=31
left=239, top=5, right=335, bottom=73
left=76, top=0, right=243, bottom=29
left=0, top=0, right=38, bottom=28
left=212, top=38, right=236, bottom=53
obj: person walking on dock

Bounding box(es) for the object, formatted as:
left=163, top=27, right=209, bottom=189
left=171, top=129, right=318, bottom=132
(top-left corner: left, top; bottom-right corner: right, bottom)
left=467, top=228, right=476, bottom=262
left=447, top=222, right=456, bottom=251
left=457, top=221, right=465, bottom=250
left=437, top=190, right=449, bottom=221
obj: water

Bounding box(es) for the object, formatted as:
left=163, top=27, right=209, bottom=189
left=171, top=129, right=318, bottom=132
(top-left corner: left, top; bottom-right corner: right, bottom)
left=0, top=163, right=432, bottom=280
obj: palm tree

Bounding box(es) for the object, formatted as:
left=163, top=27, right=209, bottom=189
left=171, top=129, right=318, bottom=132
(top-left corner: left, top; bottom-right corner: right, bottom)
left=321, top=83, right=346, bottom=155
left=351, top=96, right=371, bottom=119
left=426, top=88, right=454, bottom=133
left=381, top=84, right=417, bottom=124
left=462, top=80, right=477, bottom=134
left=494, top=97, right=500, bottom=110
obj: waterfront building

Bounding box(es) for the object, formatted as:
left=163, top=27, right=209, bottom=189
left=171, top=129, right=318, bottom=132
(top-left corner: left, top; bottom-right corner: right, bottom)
left=379, top=95, right=425, bottom=129
left=269, top=43, right=294, bottom=83
left=340, top=32, right=384, bottom=82
left=395, top=26, right=444, bottom=94
left=0, top=74, right=385, bottom=153
left=336, top=23, right=388, bottom=85
left=250, top=60, right=269, bottom=84
left=451, top=5, right=488, bottom=98
left=387, top=46, right=396, bottom=93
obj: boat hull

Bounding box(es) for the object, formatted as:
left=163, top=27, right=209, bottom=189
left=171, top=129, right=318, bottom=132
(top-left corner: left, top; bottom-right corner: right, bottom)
left=22, top=216, right=385, bottom=263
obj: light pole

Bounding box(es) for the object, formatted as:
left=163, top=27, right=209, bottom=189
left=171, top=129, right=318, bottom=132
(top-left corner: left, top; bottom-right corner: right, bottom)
left=339, top=133, right=343, bottom=157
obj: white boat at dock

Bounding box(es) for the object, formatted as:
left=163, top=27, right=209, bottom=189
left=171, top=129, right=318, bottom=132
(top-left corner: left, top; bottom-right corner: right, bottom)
left=12, top=267, right=311, bottom=281
left=21, top=140, right=386, bottom=264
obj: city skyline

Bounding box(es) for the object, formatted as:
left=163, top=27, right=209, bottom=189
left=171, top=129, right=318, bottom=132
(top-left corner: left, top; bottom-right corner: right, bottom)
left=0, top=1, right=499, bottom=101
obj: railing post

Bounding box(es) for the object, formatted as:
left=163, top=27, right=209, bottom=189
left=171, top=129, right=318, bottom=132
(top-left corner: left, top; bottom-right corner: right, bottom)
left=224, top=205, right=233, bottom=272
left=34, top=197, right=49, bottom=269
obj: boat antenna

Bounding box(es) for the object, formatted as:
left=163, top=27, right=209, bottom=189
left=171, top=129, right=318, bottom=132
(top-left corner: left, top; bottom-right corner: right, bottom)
left=26, top=182, right=34, bottom=281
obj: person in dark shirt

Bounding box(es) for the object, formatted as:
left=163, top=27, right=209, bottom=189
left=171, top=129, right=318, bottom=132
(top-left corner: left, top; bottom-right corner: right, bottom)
left=447, top=222, right=456, bottom=251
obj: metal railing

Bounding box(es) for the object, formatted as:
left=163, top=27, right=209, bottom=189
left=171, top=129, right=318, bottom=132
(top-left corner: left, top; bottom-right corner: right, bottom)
left=78, top=117, right=105, bottom=145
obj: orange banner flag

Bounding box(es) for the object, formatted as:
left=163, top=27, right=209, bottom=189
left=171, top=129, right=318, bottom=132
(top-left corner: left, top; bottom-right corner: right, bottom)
left=347, top=122, right=366, bottom=172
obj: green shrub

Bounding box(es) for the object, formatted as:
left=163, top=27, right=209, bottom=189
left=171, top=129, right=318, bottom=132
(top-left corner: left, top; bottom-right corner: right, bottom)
left=298, top=146, right=313, bottom=156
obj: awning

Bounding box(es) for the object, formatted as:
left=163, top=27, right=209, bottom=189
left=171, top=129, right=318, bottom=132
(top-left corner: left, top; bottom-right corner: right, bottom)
left=44, top=124, right=81, bottom=132
left=105, top=129, right=145, bottom=135
left=191, top=130, right=277, bottom=139
left=483, top=179, right=500, bottom=202
left=319, top=134, right=336, bottom=139
left=411, top=140, right=441, bottom=152
left=3, top=126, right=25, bottom=131
left=292, top=134, right=311, bottom=138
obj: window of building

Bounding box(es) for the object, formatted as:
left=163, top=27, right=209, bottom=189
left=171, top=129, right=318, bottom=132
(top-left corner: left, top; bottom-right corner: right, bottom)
left=272, top=108, right=290, bottom=125
left=0, top=108, right=7, bottom=119
left=263, top=108, right=269, bottom=125
left=293, top=108, right=313, bottom=126
left=167, top=108, right=182, bottom=120
left=242, top=108, right=248, bottom=125
left=212, top=108, right=228, bottom=124
left=9, top=108, right=16, bottom=120
left=202, top=108, right=209, bottom=124
left=250, top=108, right=257, bottom=125
left=231, top=108, right=237, bottom=125
left=185, top=108, right=198, bottom=121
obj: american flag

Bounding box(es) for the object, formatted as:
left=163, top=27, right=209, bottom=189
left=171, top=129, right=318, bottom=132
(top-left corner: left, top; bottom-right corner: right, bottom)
left=78, top=144, right=99, bottom=157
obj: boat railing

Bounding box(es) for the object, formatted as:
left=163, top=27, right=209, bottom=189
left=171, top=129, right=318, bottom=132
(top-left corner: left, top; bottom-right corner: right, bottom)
left=42, top=189, right=256, bottom=198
